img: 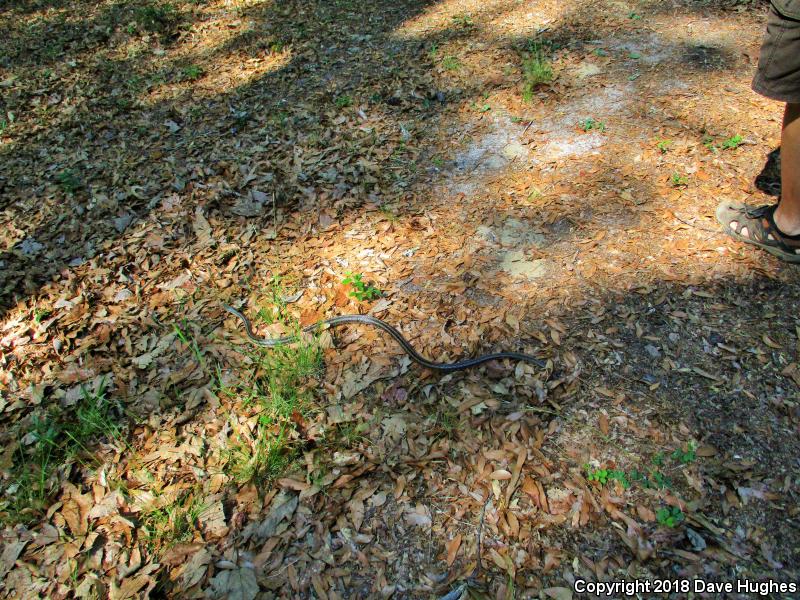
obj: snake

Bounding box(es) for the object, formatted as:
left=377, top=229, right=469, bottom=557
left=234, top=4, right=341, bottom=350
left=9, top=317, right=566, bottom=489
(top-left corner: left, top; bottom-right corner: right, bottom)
left=222, top=304, right=546, bottom=372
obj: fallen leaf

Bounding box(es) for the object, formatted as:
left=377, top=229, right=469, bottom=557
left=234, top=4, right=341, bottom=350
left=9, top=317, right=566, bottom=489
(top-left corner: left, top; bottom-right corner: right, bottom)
left=544, top=587, right=573, bottom=600
left=209, top=567, right=258, bottom=600
left=445, top=534, right=462, bottom=566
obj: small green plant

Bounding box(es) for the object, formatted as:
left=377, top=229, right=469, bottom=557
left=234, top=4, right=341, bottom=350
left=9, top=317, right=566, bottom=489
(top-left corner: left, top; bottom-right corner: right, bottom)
left=628, top=51, right=641, bottom=59
left=342, top=272, right=381, bottom=301
left=721, top=134, right=743, bottom=150
left=442, top=55, right=460, bottom=71
left=3, top=378, right=122, bottom=523
left=134, top=2, right=179, bottom=34
left=429, top=43, right=438, bottom=59
left=594, top=48, right=609, bottom=57
left=435, top=408, right=459, bottom=439
left=335, top=94, right=353, bottom=108
left=33, top=308, right=51, bottom=324
left=452, top=13, right=474, bottom=27
left=579, top=118, right=606, bottom=132
left=656, top=139, right=672, bottom=153
left=226, top=423, right=294, bottom=484
left=521, top=41, right=553, bottom=102
left=141, top=489, right=205, bottom=552
left=586, top=466, right=630, bottom=488
left=671, top=441, right=697, bottom=464
left=379, top=205, right=399, bottom=222
left=630, top=468, right=671, bottom=490
left=656, top=506, right=684, bottom=528
left=174, top=321, right=205, bottom=369
left=670, top=172, right=689, bottom=187
left=702, top=134, right=719, bottom=153
left=628, top=12, right=642, bottom=20
left=432, top=156, right=446, bottom=169
left=336, top=421, right=370, bottom=448
left=181, top=64, right=204, bottom=81
left=56, top=169, right=81, bottom=194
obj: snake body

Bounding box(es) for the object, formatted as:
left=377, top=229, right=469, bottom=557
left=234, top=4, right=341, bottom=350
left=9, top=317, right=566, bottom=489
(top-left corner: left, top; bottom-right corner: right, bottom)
left=223, top=304, right=546, bottom=372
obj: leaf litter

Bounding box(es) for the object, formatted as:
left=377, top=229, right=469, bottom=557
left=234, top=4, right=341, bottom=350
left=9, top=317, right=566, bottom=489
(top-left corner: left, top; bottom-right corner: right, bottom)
left=1, top=0, right=799, bottom=598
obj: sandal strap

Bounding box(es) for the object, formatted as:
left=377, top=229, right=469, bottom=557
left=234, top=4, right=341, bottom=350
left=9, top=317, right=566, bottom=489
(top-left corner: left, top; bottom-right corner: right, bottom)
left=740, top=204, right=800, bottom=253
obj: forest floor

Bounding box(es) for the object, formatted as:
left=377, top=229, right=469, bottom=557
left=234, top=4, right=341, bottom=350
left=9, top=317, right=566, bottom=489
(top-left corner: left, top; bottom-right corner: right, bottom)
left=1, top=0, right=800, bottom=598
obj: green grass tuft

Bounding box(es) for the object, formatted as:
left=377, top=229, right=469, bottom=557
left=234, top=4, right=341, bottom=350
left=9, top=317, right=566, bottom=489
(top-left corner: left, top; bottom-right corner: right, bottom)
left=521, top=41, right=553, bottom=102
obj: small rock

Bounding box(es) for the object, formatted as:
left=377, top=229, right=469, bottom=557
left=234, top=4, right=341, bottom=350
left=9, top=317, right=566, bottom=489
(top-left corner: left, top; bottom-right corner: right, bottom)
left=113, top=213, right=134, bottom=233
left=19, top=238, right=44, bottom=256
left=501, top=141, right=527, bottom=160
left=686, top=527, right=707, bottom=552
left=644, top=344, right=661, bottom=359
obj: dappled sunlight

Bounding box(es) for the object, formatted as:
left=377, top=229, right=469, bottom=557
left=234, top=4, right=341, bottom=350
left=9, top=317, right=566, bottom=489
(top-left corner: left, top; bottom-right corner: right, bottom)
left=2, top=0, right=799, bottom=596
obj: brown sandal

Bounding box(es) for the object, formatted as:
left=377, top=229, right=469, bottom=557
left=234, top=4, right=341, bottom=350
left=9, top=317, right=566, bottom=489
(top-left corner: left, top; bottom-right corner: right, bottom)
left=715, top=201, right=800, bottom=263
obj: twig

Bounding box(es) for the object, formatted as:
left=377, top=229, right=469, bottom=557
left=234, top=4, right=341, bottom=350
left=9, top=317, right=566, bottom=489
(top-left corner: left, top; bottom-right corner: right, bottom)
left=519, top=120, right=534, bottom=140
left=672, top=212, right=724, bottom=235
left=470, top=497, right=492, bottom=579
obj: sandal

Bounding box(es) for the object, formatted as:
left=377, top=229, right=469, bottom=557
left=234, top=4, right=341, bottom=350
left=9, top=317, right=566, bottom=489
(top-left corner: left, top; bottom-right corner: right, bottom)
left=715, top=201, right=800, bottom=263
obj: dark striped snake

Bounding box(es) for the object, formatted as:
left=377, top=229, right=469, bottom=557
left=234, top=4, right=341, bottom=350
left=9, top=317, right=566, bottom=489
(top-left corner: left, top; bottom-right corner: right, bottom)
left=222, top=304, right=546, bottom=372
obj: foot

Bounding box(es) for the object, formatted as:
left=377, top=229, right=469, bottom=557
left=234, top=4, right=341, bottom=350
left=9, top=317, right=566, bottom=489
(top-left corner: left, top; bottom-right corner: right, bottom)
left=772, top=203, right=800, bottom=236
left=715, top=201, right=800, bottom=263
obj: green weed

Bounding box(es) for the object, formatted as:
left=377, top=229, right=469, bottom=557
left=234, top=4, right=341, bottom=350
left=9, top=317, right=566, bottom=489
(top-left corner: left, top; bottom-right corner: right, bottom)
left=342, top=272, right=381, bottom=301
left=452, top=13, right=474, bottom=28
left=670, top=172, right=689, bottom=187
left=134, top=2, right=179, bottom=34
left=702, top=134, right=719, bottom=153
left=335, top=94, right=353, bottom=108
left=671, top=441, right=697, bottom=465
left=33, top=308, right=51, bottom=324
left=174, top=321, right=205, bottom=369
left=335, top=421, right=370, bottom=449
left=521, top=41, right=553, bottom=102
left=579, top=118, right=606, bottom=132
left=226, top=422, right=294, bottom=485
left=586, top=466, right=630, bottom=488
left=140, top=489, right=204, bottom=552
left=442, top=56, right=460, bottom=71
left=379, top=205, right=399, bottom=222
left=629, top=468, right=671, bottom=490
left=2, top=378, right=123, bottom=523
left=181, top=64, right=204, bottom=81
left=656, top=506, right=684, bottom=527
left=435, top=407, right=459, bottom=439
left=656, top=139, right=672, bottom=153
left=221, top=284, right=322, bottom=485
left=56, top=169, right=81, bottom=194
left=721, top=134, right=743, bottom=150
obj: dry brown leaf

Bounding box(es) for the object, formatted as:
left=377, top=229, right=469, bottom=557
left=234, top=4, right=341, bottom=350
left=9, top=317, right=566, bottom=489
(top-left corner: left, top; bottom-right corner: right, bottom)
left=636, top=505, right=656, bottom=522
left=445, top=534, right=462, bottom=567
left=696, top=444, right=717, bottom=457
left=598, top=413, right=609, bottom=436
left=543, top=587, right=573, bottom=600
